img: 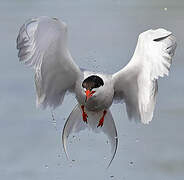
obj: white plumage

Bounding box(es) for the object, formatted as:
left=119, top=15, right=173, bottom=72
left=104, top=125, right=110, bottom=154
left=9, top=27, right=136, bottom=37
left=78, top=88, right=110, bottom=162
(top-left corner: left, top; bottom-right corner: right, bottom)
left=17, top=16, right=177, bottom=166
left=113, top=29, right=176, bottom=124
left=17, top=17, right=81, bottom=108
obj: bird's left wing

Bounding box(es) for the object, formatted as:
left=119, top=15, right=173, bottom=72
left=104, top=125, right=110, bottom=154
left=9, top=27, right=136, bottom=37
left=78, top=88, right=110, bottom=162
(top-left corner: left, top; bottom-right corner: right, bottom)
left=17, top=17, right=81, bottom=109
left=113, top=29, right=176, bottom=124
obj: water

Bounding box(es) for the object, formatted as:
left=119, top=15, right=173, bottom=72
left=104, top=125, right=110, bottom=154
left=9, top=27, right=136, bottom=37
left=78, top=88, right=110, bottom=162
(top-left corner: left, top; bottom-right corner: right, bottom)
left=0, top=0, right=184, bottom=179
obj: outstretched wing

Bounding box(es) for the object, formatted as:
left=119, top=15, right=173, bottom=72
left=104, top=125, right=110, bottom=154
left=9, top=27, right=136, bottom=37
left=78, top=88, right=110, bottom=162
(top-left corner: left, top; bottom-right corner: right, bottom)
left=17, top=16, right=81, bottom=109
left=113, top=28, right=177, bottom=124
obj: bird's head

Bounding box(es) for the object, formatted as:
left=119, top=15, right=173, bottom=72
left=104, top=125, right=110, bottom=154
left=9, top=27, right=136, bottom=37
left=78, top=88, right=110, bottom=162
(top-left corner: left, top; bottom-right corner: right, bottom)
left=82, top=75, right=104, bottom=102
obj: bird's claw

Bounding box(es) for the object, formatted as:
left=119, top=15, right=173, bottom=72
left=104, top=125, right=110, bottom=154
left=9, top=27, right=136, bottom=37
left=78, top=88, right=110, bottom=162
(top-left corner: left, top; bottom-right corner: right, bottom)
left=97, top=117, right=104, bottom=127
left=81, top=105, right=88, bottom=123
left=97, top=110, right=107, bottom=128
left=82, top=112, right=88, bottom=123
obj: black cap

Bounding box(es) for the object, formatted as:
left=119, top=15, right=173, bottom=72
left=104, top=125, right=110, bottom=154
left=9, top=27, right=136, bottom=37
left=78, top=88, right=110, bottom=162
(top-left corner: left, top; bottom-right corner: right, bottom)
left=82, top=75, right=104, bottom=90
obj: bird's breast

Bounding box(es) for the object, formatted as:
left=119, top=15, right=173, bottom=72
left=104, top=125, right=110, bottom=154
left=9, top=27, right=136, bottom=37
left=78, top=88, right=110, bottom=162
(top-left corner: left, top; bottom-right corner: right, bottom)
left=85, top=93, right=113, bottom=111
left=75, top=73, right=114, bottom=111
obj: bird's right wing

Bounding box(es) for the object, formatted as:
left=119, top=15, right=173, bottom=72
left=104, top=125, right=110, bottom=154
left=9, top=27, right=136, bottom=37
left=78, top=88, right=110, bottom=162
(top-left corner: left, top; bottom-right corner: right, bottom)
left=17, top=16, right=81, bottom=109
left=113, top=29, right=176, bottom=124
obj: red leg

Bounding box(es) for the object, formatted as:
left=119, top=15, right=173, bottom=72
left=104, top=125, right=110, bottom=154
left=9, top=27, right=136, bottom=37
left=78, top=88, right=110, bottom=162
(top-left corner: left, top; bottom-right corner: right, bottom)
left=81, top=105, right=88, bottom=123
left=97, top=110, right=107, bottom=127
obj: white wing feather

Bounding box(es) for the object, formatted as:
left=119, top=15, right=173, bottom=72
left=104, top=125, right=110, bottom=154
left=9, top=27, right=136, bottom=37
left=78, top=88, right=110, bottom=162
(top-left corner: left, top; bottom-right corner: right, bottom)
left=113, top=28, right=176, bottom=124
left=17, top=17, right=81, bottom=108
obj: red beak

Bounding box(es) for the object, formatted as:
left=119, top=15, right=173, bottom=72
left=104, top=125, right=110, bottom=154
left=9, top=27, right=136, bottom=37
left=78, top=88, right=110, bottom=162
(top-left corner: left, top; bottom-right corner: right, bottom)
left=85, top=90, right=95, bottom=101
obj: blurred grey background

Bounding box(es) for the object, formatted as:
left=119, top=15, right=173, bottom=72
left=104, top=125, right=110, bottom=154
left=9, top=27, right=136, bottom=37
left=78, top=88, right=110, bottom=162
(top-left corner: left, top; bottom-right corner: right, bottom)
left=0, top=0, right=183, bottom=179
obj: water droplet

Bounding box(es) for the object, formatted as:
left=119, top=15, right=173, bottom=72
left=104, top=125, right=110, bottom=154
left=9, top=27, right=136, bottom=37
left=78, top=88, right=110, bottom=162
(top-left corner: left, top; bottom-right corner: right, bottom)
left=44, top=164, right=49, bottom=168
left=110, top=175, right=114, bottom=178
left=57, top=163, right=61, bottom=167
left=129, top=161, right=135, bottom=167
left=135, top=138, right=140, bottom=143
left=104, top=156, right=107, bottom=160
left=57, top=154, right=61, bottom=158
left=72, top=159, right=75, bottom=162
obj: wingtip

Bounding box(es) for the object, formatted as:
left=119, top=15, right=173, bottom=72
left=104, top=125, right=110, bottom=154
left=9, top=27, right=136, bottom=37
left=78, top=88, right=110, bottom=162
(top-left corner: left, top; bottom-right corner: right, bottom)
left=106, top=135, right=118, bottom=169
left=62, top=121, right=70, bottom=160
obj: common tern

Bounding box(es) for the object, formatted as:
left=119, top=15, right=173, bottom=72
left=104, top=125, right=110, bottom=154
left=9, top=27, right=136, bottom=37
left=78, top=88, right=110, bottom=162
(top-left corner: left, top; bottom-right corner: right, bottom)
left=16, top=16, right=176, bottom=167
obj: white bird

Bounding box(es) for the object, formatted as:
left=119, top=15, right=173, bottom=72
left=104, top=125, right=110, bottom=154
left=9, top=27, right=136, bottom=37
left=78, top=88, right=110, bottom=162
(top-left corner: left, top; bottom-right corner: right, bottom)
left=16, top=16, right=176, bottom=167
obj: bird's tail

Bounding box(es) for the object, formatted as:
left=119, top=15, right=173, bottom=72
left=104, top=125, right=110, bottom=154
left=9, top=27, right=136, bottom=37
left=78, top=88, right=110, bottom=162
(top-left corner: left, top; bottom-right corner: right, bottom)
left=62, top=104, right=118, bottom=168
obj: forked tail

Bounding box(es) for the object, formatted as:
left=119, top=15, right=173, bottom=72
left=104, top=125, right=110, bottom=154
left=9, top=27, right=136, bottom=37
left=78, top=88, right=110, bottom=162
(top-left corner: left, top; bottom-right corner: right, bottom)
left=62, top=104, right=118, bottom=168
